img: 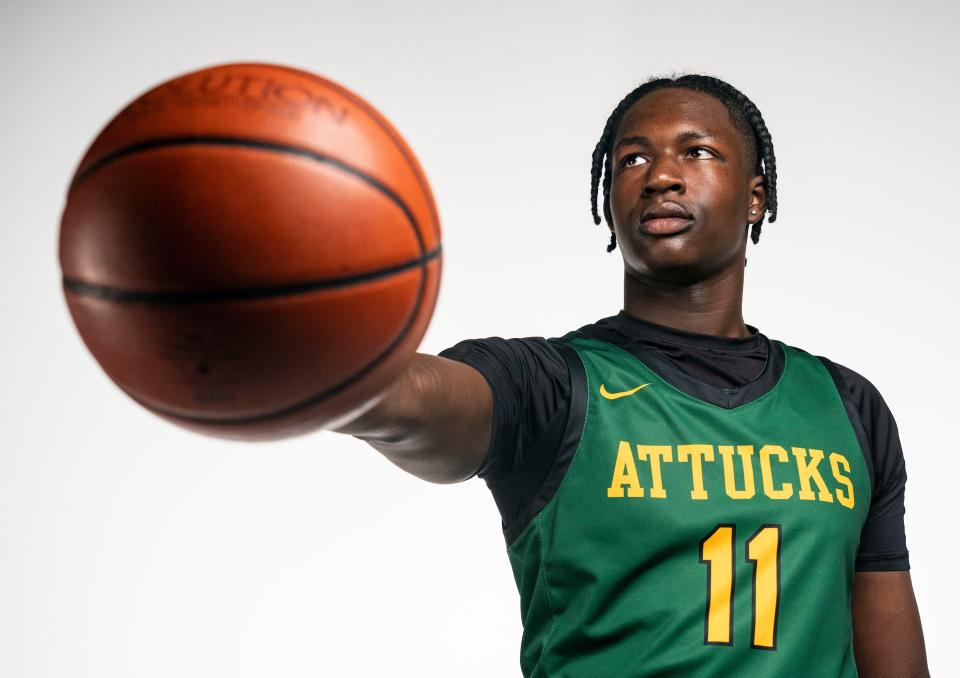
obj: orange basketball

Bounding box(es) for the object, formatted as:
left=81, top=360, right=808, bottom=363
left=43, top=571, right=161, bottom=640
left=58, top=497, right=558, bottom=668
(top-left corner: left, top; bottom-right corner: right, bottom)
left=59, top=63, right=442, bottom=440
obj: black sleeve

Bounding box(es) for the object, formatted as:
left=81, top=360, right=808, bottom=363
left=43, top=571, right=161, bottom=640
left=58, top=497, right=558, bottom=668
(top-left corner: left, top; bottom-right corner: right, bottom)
left=437, top=337, right=570, bottom=533
left=826, top=360, right=911, bottom=571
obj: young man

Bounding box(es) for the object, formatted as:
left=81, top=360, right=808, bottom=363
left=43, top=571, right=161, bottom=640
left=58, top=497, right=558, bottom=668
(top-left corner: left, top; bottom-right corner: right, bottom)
left=333, top=74, right=928, bottom=677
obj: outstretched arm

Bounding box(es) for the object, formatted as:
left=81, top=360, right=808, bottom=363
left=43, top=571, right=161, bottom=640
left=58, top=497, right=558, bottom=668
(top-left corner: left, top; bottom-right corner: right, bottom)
left=331, top=353, right=493, bottom=484
left=851, top=570, right=928, bottom=678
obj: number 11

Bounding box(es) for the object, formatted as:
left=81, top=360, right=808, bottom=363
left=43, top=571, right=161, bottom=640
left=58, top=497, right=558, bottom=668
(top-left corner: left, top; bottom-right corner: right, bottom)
left=699, top=524, right=781, bottom=650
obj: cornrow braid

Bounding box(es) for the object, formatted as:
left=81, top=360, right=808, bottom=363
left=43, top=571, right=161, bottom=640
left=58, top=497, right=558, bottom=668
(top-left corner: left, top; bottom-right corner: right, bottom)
left=590, top=73, right=778, bottom=253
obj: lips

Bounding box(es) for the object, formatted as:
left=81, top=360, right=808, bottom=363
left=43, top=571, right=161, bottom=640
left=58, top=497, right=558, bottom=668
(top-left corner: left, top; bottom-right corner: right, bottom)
left=639, top=201, right=694, bottom=236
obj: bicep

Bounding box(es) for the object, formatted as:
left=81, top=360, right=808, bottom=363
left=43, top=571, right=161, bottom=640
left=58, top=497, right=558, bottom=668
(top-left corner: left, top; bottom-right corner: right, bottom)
left=851, top=570, right=929, bottom=677
left=438, top=336, right=570, bottom=489
left=404, top=354, right=495, bottom=483
left=829, top=360, right=910, bottom=570
left=829, top=362, right=927, bottom=674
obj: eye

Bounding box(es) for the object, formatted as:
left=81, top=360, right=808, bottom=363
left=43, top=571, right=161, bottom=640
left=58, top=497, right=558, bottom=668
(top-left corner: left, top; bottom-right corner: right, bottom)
left=619, top=153, right=648, bottom=169
left=688, top=147, right=717, bottom=159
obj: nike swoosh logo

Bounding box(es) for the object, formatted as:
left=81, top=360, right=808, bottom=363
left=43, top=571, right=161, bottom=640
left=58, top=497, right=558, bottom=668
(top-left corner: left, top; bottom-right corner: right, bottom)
left=599, top=383, right=652, bottom=400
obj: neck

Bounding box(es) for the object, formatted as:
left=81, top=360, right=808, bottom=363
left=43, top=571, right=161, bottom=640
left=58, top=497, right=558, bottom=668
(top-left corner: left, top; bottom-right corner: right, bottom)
left=622, top=262, right=750, bottom=338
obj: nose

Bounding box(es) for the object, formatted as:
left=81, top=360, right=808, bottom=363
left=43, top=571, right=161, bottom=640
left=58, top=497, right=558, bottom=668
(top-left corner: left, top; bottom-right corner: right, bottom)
left=642, top=157, right=685, bottom=197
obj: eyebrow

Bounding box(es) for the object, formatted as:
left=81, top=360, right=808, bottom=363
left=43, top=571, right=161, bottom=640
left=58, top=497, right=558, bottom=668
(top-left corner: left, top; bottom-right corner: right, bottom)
left=615, top=130, right=713, bottom=150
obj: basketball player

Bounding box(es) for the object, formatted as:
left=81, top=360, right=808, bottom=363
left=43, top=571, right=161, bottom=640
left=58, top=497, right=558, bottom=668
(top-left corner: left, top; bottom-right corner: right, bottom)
left=332, top=74, right=928, bottom=677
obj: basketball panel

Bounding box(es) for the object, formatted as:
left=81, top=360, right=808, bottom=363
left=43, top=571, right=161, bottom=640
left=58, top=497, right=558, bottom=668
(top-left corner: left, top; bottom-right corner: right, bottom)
left=72, top=63, right=439, bottom=252
left=132, top=256, right=441, bottom=440
left=61, top=145, right=425, bottom=291
left=64, top=263, right=434, bottom=422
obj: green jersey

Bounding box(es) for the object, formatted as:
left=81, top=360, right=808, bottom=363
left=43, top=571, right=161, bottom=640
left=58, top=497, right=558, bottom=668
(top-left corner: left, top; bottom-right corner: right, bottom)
left=506, top=332, right=871, bottom=677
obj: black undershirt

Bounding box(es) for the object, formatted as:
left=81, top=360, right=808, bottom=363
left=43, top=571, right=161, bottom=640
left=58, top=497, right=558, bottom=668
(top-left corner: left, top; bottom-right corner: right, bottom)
left=439, top=310, right=910, bottom=571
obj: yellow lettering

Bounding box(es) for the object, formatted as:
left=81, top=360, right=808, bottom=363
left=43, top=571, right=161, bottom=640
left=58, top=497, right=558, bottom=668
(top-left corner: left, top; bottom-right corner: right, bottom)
left=792, top=447, right=834, bottom=503
left=700, top=525, right=735, bottom=644
left=608, top=441, right=855, bottom=509
left=829, top=452, right=855, bottom=509
left=759, top=445, right=794, bottom=500
left=637, top=445, right=673, bottom=499
left=718, top=445, right=756, bottom=500
left=608, top=440, right=644, bottom=498
left=746, top=526, right=781, bottom=648
left=678, top=444, right=714, bottom=500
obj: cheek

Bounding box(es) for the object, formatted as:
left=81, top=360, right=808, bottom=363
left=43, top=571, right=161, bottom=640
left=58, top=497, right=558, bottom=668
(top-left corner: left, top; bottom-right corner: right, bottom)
left=696, top=169, right=745, bottom=218
left=610, top=173, right=642, bottom=217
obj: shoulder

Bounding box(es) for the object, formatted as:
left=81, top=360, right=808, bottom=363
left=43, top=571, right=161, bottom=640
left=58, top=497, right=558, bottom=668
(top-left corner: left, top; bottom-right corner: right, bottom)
left=438, top=335, right=568, bottom=376
left=808, top=350, right=896, bottom=429
left=819, top=358, right=904, bottom=473
left=831, top=361, right=891, bottom=416
left=436, top=335, right=576, bottom=494
left=772, top=339, right=892, bottom=418
left=797, top=349, right=908, bottom=497
left=436, top=314, right=621, bottom=367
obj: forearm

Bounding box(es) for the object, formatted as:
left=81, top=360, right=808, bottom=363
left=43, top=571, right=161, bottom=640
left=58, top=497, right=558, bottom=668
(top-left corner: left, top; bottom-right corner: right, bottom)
left=331, top=355, right=430, bottom=443
left=330, top=353, right=492, bottom=484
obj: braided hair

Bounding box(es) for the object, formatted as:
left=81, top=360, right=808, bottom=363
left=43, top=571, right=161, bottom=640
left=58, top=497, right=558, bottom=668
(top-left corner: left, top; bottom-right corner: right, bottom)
left=590, top=74, right=778, bottom=253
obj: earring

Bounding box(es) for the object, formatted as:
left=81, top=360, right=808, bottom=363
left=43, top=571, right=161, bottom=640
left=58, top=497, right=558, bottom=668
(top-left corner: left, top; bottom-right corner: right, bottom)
left=750, top=209, right=757, bottom=214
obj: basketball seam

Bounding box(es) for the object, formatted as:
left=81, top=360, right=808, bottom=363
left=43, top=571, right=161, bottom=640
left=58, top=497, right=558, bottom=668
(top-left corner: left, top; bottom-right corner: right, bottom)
left=111, top=256, right=439, bottom=427
left=265, top=63, right=442, bottom=244
left=69, top=135, right=427, bottom=256
left=63, top=245, right=441, bottom=303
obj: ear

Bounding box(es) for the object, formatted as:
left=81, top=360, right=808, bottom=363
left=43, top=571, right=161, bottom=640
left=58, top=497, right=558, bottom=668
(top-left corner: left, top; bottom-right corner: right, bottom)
left=747, top=175, right=767, bottom=224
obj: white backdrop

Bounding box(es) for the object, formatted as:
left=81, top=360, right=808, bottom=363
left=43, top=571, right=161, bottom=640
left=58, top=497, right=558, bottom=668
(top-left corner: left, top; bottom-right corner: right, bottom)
left=1, top=1, right=956, bottom=675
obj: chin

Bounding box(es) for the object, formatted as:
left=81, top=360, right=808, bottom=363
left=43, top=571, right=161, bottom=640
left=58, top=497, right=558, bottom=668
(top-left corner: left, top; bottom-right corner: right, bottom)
left=623, top=229, right=698, bottom=263
left=622, top=243, right=726, bottom=286
left=620, top=221, right=745, bottom=284
left=626, top=258, right=704, bottom=285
